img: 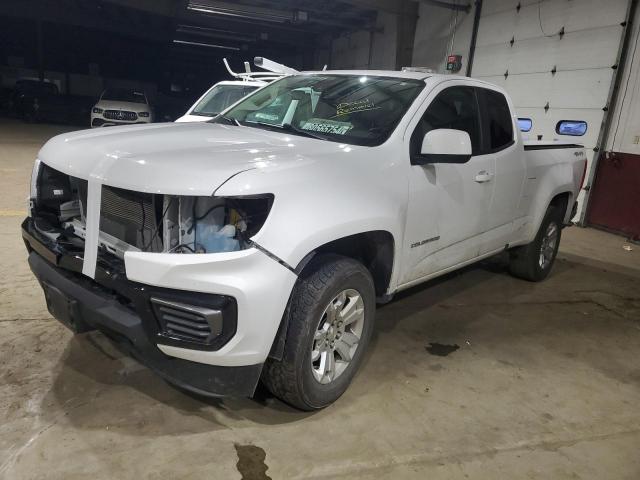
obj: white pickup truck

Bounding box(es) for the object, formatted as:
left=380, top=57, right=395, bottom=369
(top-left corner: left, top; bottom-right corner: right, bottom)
left=23, top=70, right=586, bottom=410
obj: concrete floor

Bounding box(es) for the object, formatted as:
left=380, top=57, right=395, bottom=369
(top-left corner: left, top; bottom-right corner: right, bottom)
left=1, top=119, right=639, bottom=479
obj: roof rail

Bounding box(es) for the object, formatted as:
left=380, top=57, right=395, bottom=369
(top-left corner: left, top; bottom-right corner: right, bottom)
left=402, top=66, right=435, bottom=74
left=223, top=57, right=298, bottom=83
left=254, top=57, right=299, bottom=75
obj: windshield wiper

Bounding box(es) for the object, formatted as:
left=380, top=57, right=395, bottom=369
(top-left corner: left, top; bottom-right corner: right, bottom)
left=214, top=114, right=242, bottom=126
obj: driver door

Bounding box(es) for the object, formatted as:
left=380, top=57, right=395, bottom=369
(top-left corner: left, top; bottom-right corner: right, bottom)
left=399, top=84, right=496, bottom=286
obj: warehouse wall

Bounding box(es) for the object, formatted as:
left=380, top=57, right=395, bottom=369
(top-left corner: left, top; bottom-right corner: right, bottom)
left=329, top=12, right=397, bottom=69
left=0, top=65, right=158, bottom=99
left=412, top=1, right=475, bottom=72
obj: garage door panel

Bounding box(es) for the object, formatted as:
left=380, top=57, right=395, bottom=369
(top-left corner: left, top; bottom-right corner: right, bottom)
left=478, top=0, right=628, bottom=46
left=472, top=0, right=629, bottom=219
left=499, top=70, right=615, bottom=109
left=473, top=26, right=622, bottom=76
left=476, top=6, right=524, bottom=46
left=534, top=0, right=627, bottom=36
left=481, top=0, right=538, bottom=17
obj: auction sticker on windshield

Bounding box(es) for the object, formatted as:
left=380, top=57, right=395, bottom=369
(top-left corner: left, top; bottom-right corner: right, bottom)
left=335, top=98, right=378, bottom=117
left=301, top=118, right=353, bottom=135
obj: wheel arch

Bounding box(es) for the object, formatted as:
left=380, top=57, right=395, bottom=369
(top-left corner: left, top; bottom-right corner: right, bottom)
left=268, top=230, right=395, bottom=361
left=548, top=191, right=573, bottom=224
left=527, top=188, right=575, bottom=243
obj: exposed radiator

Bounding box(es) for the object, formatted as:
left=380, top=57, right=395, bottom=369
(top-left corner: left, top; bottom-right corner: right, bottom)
left=100, top=186, right=161, bottom=251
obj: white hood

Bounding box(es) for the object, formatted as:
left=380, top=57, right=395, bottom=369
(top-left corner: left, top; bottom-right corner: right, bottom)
left=175, top=114, right=212, bottom=123
left=37, top=122, right=341, bottom=196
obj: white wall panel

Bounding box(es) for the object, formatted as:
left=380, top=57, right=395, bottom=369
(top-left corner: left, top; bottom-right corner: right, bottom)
left=480, top=0, right=538, bottom=17
left=479, top=68, right=614, bottom=109
left=412, top=1, right=475, bottom=72
left=330, top=12, right=397, bottom=70
left=478, top=0, right=627, bottom=46
left=474, top=26, right=623, bottom=76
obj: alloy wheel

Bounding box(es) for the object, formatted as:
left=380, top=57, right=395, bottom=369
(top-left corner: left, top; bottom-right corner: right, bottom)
left=310, top=288, right=365, bottom=384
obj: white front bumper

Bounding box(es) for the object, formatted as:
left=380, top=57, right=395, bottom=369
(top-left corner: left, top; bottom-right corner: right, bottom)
left=124, top=248, right=297, bottom=367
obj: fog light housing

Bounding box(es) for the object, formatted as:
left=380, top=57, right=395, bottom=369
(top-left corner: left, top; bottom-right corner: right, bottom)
left=150, top=293, right=237, bottom=349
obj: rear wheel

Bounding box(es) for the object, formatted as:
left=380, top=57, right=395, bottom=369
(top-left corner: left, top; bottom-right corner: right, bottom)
left=509, top=206, right=562, bottom=281
left=262, top=255, right=375, bottom=410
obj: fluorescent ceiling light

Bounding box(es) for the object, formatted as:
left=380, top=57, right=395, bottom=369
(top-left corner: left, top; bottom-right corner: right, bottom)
left=172, top=39, right=240, bottom=51
left=176, top=24, right=256, bottom=43
left=187, top=1, right=290, bottom=23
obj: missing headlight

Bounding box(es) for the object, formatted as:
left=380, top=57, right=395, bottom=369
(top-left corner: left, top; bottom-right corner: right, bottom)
left=31, top=166, right=273, bottom=257
left=164, top=194, right=273, bottom=254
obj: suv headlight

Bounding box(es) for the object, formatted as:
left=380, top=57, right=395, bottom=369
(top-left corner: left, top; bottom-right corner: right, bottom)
left=138, top=111, right=150, bottom=117
left=163, top=194, right=274, bottom=254
left=93, top=107, right=103, bottom=114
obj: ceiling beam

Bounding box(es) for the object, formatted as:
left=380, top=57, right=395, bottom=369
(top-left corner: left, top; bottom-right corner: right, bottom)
left=338, top=0, right=417, bottom=15
left=0, top=0, right=170, bottom=42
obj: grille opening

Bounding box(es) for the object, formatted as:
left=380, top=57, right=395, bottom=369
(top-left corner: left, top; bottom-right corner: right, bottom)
left=100, top=186, right=164, bottom=252
left=33, top=166, right=272, bottom=259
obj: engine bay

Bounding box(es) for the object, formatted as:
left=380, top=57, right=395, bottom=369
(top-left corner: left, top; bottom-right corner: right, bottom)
left=32, top=163, right=273, bottom=258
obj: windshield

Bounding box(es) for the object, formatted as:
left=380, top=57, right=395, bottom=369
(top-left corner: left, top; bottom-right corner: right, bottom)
left=101, top=89, right=147, bottom=104
left=192, top=84, right=260, bottom=116
left=214, top=74, right=425, bottom=146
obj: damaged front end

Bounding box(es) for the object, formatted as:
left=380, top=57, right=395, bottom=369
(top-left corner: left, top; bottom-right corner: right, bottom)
left=29, top=161, right=273, bottom=259
left=22, top=160, right=283, bottom=398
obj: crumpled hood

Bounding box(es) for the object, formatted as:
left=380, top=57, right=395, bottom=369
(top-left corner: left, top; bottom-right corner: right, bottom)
left=37, top=122, right=347, bottom=196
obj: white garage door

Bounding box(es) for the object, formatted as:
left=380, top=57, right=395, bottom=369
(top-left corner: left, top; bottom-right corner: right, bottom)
left=471, top=0, right=630, bottom=218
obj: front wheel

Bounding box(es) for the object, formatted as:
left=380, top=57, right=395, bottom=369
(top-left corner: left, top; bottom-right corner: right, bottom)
left=262, top=254, right=375, bottom=410
left=509, top=206, right=562, bottom=281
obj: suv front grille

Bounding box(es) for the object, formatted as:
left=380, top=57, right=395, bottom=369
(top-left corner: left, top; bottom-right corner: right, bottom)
left=103, top=110, right=137, bottom=121
left=150, top=297, right=223, bottom=345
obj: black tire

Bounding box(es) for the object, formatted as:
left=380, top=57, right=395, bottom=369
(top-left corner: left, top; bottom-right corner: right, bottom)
left=262, top=254, right=376, bottom=410
left=509, top=206, right=563, bottom=281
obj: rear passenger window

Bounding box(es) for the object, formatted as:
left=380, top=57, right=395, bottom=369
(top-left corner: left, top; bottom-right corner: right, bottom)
left=480, top=88, right=514, bottom=151
left=556, top=120, right=587, bottom=136
left=411, top=86, right=482, bottom=156
left=517, top=118, right=532, bottom=132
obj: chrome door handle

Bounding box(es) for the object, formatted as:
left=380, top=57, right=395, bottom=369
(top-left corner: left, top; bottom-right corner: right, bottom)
left=474, top=171, right=494, bottom=183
